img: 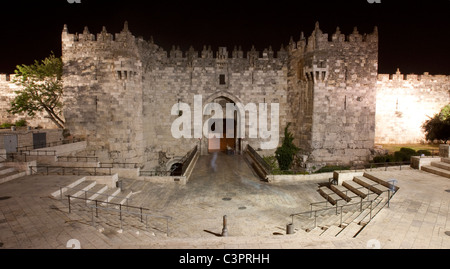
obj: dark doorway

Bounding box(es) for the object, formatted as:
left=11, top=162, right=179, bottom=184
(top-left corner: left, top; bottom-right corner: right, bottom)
left=33, top=133, right=47, bottom=149
left=170, top=163, right=183, bottom=176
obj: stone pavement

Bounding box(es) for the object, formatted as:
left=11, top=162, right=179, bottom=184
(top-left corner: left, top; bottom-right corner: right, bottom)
left=0, top=153, right=449, bottom=249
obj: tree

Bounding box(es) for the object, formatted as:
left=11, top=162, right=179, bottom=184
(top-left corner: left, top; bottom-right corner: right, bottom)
left=8, top=53, right=65, bottom=128
left=422, top=104, right=450, bottom=143
left=275, top=123, right=299, bottom=170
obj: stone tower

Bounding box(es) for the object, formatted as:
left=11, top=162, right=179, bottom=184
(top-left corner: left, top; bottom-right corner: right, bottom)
left=287, top=23, right=379, bottom=166
left=61, top=22, right=147, bottom=163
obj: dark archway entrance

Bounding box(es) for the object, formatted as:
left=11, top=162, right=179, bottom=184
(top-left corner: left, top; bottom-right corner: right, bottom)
left=206, top=96, right=241, bottom=154
left=170, top=162, right=183, bottom=176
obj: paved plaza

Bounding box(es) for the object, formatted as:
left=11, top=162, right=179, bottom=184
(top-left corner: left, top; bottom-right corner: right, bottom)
left=0, top=153, right=449, bottom=249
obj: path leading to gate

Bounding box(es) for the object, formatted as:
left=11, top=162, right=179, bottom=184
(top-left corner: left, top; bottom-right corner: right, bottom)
left=136, top=152, right=325, bottom=238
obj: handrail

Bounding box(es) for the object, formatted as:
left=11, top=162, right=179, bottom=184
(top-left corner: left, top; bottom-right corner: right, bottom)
left=246, top=145, right=271, bottom=173
left=58, top=156, right=99, bottom=162
left=67, top=195, right=172, bottom=236
left=29, top=165, right=112, bottom=176
left=16, top=138, right=85, bottom=152
left=290, top=198, right=379, bottom=230
left=181, top=145, right=198, bottom=175
left=291, top=187, right=397, bottom=230
left=58, top=185, right=133, bottom=205
left=99, top=162, right=138, bottom=169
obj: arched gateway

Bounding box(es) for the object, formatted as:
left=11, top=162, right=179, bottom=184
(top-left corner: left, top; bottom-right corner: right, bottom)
left=202, top=92, right=245, bottom=155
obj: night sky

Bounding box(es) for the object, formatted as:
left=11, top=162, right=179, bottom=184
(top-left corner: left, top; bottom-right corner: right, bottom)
left=1, top=0, right=449, bottom=75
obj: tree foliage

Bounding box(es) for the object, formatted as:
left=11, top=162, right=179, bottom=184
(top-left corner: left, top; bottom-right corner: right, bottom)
left=422, top=104, right=450, bottom=143
left=275, top=123, right=299, bottom=170
left=8, top=53, right=65, bottom=128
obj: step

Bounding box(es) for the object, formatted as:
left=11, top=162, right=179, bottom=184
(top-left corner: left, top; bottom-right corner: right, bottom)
left=307, top=226, right=325, bottom=236
left=109, top=190, right=133, bottom=206
left=431, top=161, right=450, bottom=171
left=320, top=225, right=342, bottom=237
left=353, top=176, right=388, bottom=195
left=342, top=180, right=372, bottom=199
left=321, top=212, right=342, bottom=228
left=0, top=171, right=27, bottom=184
left=336, top=222, right=363, bottom=238
left=66, top=180, right=97, bottom=200
left=51, top=177, right=86, bottom=198
left=330, top=185, right=352, bottom=202
left=0, top=166, right=15, bottom=176
left=318, top=187, right=341, bottom=206
left=341, top=211, right=362, bottom=225
left=85, top=184, right=109, bottom=201
left=98, top=187, right=121, bottom=205
left=442, top=158, right=450, bottom=164
left=359, top=197, right=386, bottom=225
left=421, top=165, right=450, bottom=179
left=363, top=172, right=400, bottom=192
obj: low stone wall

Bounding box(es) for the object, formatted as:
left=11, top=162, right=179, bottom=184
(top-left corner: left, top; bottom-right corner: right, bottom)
left=410, top=156, right=442, bottom=170
left=35, top=141, right=86, bottom=155
left=2, top=160, right=36, bottom=175
left=267, top=172, right=333, bottom=183
left=140, top=175, right=187, bottom=184
left=439, top=144, right=449, bottom=158
left=333, top=171, right=364, bottom=185
left=110, top=168, right=140, bottom=180
left=84, top=174, right=118, bottom=188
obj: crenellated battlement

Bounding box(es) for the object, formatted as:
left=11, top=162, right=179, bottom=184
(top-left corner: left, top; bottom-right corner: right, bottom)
left=378, top=68, right=450, bottom=83
left=62, top=21, right=288, bottom=62
left=289, top=22, right=378, bottom=53
left=0, top=74, right=15, bottom=82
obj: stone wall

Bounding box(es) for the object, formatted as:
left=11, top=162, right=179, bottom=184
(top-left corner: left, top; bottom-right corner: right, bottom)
left=288, top=23, right=378, bottom=165
left=61, top=22, right=289, bottom=169
left=375, top=70, right=450, bottom=144
left=4, top=20, right=446, bottom=170
left=0, top=74, right=57, bottom=129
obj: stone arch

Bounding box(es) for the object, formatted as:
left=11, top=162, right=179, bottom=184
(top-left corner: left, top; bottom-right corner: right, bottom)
left=201, top=91, right=244, bottom=155
left=166, top=157, right=184, bottom=176
left=165, top=157, right=183, bottom=170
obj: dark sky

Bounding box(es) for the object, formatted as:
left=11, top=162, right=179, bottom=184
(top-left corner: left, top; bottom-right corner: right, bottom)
left=1, top=0, right=449, bottom=75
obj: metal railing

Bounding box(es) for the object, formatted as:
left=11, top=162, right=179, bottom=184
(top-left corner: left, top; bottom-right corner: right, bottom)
left=57, top=156, right=99, bottom=162
left=57, top=185, right=133, bottom=205
left=181, top=145, right=198, bottom=175
left=99, top=162, right=138, bottom=169
left=290, top=198, right=380, bottom=230
left=67, top=195, right=172, bottom=236
left=17, top=138, right=84, bottom=152
left=246, top=145, right=272, bottom=173
left=291, top=187, right=397, bottom=231
left=1, top=150, right=56, bottom=162
left=139, top=170, right=174, bottom=177
left=29, top=165, right=112, bottom=176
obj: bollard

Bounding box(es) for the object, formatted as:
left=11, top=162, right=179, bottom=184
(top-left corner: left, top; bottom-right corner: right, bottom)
left=286, top=223, right=294, bottom=234
left=221, top=215, right=228, bottom=237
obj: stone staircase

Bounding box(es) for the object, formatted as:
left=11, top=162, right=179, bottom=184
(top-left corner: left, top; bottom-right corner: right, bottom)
left=51, top=177, right=170, bottom=240
left=294, top=172, right=397, bottom=238
left=51, top=177, right=133, bottom=206
left=0, top=163, right=27, bottom=184
left=421, top=158, right=450, bottom=178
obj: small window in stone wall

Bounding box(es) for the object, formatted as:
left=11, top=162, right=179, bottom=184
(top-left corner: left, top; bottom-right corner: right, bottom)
left=219, top=74, right=226, bottom=85
left=117, top=71, right=122, bottom=80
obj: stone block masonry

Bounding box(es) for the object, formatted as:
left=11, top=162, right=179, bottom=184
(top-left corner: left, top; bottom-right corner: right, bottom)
left=375, top=69, right=450, bottom=144
left=2, top=21, right=449, bottom=170
left=0, top=74, right=57, bottom=129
